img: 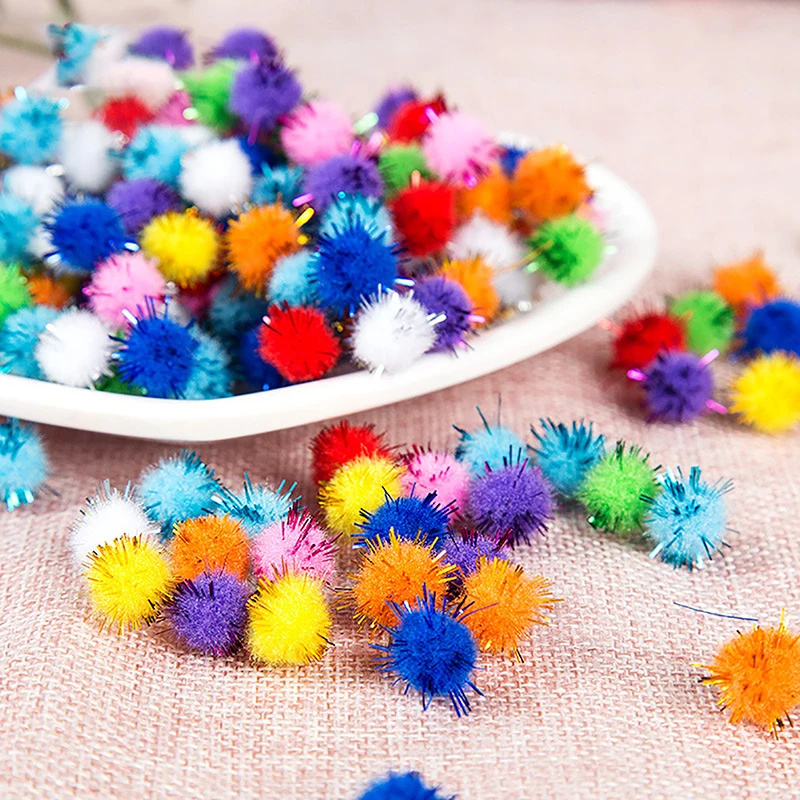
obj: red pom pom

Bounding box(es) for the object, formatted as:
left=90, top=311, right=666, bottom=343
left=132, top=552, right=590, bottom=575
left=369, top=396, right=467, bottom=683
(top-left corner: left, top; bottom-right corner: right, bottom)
left=388, top=95, right=448, bottom=143
left=310, top=420, right=394, bottom=485
left=390, top=180, right=456, bottom=257
left=97, top=96, right=156, bottom=138
left=257, top=304, right=341, bottom=383
left=610, top=311, right=686, bottom=371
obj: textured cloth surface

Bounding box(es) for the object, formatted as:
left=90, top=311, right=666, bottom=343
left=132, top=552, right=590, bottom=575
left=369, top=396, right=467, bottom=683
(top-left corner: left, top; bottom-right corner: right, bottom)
left=1, top=1, right=800, bottom=798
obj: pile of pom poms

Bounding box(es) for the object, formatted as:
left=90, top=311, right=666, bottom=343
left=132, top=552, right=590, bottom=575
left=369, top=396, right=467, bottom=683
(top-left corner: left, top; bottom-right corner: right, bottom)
left=602, top=250, right=800, bottom=433
left=0, top=23, right=611, bottom=398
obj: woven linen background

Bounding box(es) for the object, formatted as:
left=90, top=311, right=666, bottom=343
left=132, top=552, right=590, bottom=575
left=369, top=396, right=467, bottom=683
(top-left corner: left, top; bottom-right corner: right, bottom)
left=1, top=1, right=799, bottom=797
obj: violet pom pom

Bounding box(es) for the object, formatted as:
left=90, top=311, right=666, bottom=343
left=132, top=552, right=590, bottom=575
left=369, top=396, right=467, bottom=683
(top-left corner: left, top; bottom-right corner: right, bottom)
left=229, top=60, right=302, bottom=136
left=443, top=531, right=509, bottom=579
left=374, top=85, right=418, bottom=129
left=738, top=299, right=800, bottom=358
left=303, top=153, right=384, bottom=212
left=167, top=570, right=250, bottom=655
left=207, top=28, right=278, bottom=63
left=414, top=275, right=473, bottom=352
left=130, top=26, right=194, bottom=69
left=106, top=178, right=182, bottom=235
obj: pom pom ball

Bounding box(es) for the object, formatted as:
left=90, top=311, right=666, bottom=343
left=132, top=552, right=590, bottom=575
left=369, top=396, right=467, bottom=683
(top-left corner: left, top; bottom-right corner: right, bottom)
left=268, top=250, right=317, bottom=306
left=320, top=193, right=393, bottom=242
left=374, top=85, right=418, bottom=129
left=669, top=290, right=735, bottom=356
left=207, top=276, right=267, bottom=344
left=388, top=95, right=447, bottom=143
left=0, top=193, right=38, bottom=264
left=390, top=180, right=455, bottom=257
left=130, top=26, right=194, bottom=69
left=303, top=153, right=384, bottom=212
left=358, top=772, right=451, bottom=800
left=106, top=178, right=182, bottom=236
left=24, top=273, right=72, bottom=309
left=609, top=310, right=685, bottom=372
left=252, top=163, right=304, bottom=207
left=528, top=214, right=604, bottom=286
left=0, top=263, right=32, bottom=326
left=310, top=420, right=393, bottom=486
left=179, top=139, right=253, bottom=217
left=280, top=100, right=354, bottom=166
left=48, top=22, right=102, bottom=86
left=0, top=306, right=58, bottom=378
left=714, top=251, right=781, bottom=313
left=229, top=59, right=302, bottom=135
left=357, top=492, right=451, bottom=549
left=413, top=275, right=474, bottom=352
left=171, top=514, right=250, bottom=581
left=454, top=409, right=527, bottom=475
left=213, top=474, right=294, bottom=537
left=208, top=28, right=278, bottom=63
left=0, top=95, right=63, bottom=165
left=0, top=418, right=48, bottom=510
left=442, top=531, right=509, bottom=580
left=181, top=60, right=239, bottom=131
left=378, top=145, right=433, bottom=193
left=456, top=165, right=513, bottom=224
left=237, top=325, right=288, bottom=391
left=422, top=110, right=497, bottom=185
left=730, top=352, right=800, bottom=434
left=440, top=256, right=500, bottom=323
left=59, top=120, right=119, bottom=193
left=738, top=299, right=800, bottom=358
left=400, top=447, right=470, bottom=511
left=123, top=125, right=188, bottom=186
left=3, top=164, right=64, bottom=215
left=247, top=573, right=331, bottom=665
left=182, top=328, right=233, bottom=399
left=94, top=56, right=176, bottom=111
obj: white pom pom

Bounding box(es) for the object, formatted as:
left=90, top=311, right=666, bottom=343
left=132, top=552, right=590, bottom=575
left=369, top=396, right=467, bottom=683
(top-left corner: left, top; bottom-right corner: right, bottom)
left=3, top=166, right=64, bottom=215
left=179, top=139, right=253, bottom=217
left=70, top=482, right=159, bottom=567
left=59, top=121, right=120, bottom=193
left=449, top=213, right=538, bottom=305
left=176, top=125, right=218, bottom=149
left=27, top=226, right=53, bottom=260
left=94, top=56, right=176, bottom=111
left=35, top=309, right=114, bottom=388
left=351, top=291, right=435, bottom=374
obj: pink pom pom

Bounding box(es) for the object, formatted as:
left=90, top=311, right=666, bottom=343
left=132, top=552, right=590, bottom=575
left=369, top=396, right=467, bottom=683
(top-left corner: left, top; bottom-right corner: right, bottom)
left=280, top=100, right=354, bottom=167
left=400, top=448, right=471, bottom=513
left=252, top=510, right=338, bottom=582
left=154, top=90, right=194, bottom=126
left=85, top=252, right=167, bottom=329
left=422, top=111, right=498, bottom=185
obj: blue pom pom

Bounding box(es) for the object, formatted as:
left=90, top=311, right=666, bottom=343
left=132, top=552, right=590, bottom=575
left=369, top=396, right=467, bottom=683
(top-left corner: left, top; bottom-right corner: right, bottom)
left=0, top=418, right=49, bottom=510
left=251, top=164, right=304, bottom=207
left=48, top=23, right=102, bottom=85
left=268, top=251, right=317, bottom=306
left=45, top=198, right=128, bottom=273
left=530, top=419, right=605, bottom=497
left=454, top=407, right=528, bottom=475
left=0, top=306, right=59, bottom=378
left=207, top=276, right=268, bottom=345
left=234, top=135, right=278, bottom=174
left=358, top=772, right=452, bottom=800
left=314, top=219, right=399, bottom=316
left=738, top=299, right=800, bottom=358
left=0, top=94, right=63, bottom=165
left=499, top=144, right=529, bottom=177
left=183, top=329, right=233, bottom=399
left=0, top=194, right=38, bottom=263
left=320, top=193, right=393, bottom=243
left=356, top=492, right=451, bottom=549
left=643, top=466, right=732, bottom=570
left=373, top=590, right=480, bottom=717
left=213, top=474, right=296, bottom=536
left=137, top=450, right=220, bottom=536
left=237, top=324, right=288, bottom=391
left=123, top=125, right=189, bottom=187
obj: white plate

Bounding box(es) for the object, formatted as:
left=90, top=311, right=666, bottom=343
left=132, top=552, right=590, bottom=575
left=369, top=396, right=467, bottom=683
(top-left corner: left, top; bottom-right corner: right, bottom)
left=0, top=163, right=657, bottom=442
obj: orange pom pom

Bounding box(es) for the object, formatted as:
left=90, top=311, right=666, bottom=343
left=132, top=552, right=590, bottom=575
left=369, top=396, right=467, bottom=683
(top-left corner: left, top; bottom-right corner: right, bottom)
left=713, top=251, right=782, bottom=314
left=346, top=532, right=455, bottom=630
left=26, top=272, right=73, bottom=309
left=440, top=256, right=500, bottom=323
left=171, top=515, right=250, bottom=581
left=456, top=165, right=513, bottom=225
left=461, top=558, right=559, bottom=660
left=699, top=614, right=800, bottom=735
left=226, top=203, right=301, bottom=293
left=512, top=146, right=592, bottom=223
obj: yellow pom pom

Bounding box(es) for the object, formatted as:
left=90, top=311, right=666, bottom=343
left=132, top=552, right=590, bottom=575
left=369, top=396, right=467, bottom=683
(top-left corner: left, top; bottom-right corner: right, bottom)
left=140, top=210, right=220, bottom=287
left=319, top=454, right=405, bottom=537
left=226, top=203, right=300, bottom=293
left=247, top=573, right=331, bottom=665
left=84, top=534, right=172, bottom=633
left=730, top=352, right=800, bottom=433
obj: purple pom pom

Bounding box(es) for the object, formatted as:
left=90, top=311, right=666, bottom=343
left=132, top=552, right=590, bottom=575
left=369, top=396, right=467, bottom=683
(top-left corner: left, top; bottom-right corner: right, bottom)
left=414, top=276, right=473, bottom=352
left=106, top=178, right=182, bottom=235
left=468, top=461, right=554, bottom=546
left=229, top=60, right=302, bottom=135
left=207, top=28, right=278, bottom=63
left=130, top=26, right=194, bottom=70
left=374, top=85, right=418, bottom=129
left=636, top=351, right=715, bottom=423
left=303, top=154, right=384, bottom=212
left=166, top=570, right=250, bottom=655
left=443, top=531, right=509, bottom=578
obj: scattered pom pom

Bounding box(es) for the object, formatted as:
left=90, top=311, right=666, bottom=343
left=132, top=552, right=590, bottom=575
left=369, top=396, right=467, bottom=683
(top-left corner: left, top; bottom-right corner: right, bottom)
left=730, top=352, right=800, bottom=433
left=577, top=441, right=660, bottom=533
left=0, top=263, right=32, bottom=326
left=714, top=251, right=781, bottom=314
left=247, top=573, right=331, bottom=665
left=454, top=409, right=527, bottom=475
left=462, top=558, right=558, bottom=659
left=3, top=164, right=64, bottom=216
left=280, top=100, right=354, bottom=166
left=374, top=85, right=418, bottom=129
left=388, top=95, right=447, bottom=143
left=357, top=492, right=451, bottom=549
left=303, top=153, right=384, bottom=212
left=180, top=139, right=253, bottom=217
left=257, top=303, right=341, bottom=383
left=268, top=250, right=317, bottom=306
left=319, top=454, right=404, bottom=537
left=171, top=514, right=250, bottom=581
left=0, top=306, right=58, bottom=378
left=422, top=111, right=497, bottom=185
left=0, top=193, right=38, bottom=264
left=35, top=308, right=113, bottom=387
left=310, top=420, right=393, bottom=486
left=400, top=447, right=470, bottom=512
left=643, top=466, right=732, bottom=570
left=0, top=95, right=63, bottom=165
left=130, top=26, right=194, bottom=69
left=229, top=59, right=302, bottom=135
left=530, top=419, right=606, bottom=498
left=413, top=275, right=474, bottom=352
left=59, top=120, right=119, bottom=193
left=609, top=310, right=686, bottom=372
left=167, top=570, right=250, bottom=655
left=528, top=214, right=604, bottom=286
left=181, top=60, right=239, bottom=131
left=442, top=531, right=509, bottom=580
left=0, top=418, right=48, bottom=510
left=378, top=145, right=433, bottom=193
left=208, top=28, right=278, bottom=63
left=738, top=299, right=800, bottom=358
left=106, top=178, right=182, bottom=236
left=670, top=290, right=735, bottom=356
left=213, top=474, right=294, bottom=537
left=374, top=590, right=479, bottom=716
left=390, top=180, right=455, bottom=257
left=440, top=256, right=500, bottom=323
left=456, top=165, right=513, bottom=224
left=252, top=163, right=304, bottom=207
left=358, top=772, right=451, bottom=800
left=351, top=291, right=435, bottom=374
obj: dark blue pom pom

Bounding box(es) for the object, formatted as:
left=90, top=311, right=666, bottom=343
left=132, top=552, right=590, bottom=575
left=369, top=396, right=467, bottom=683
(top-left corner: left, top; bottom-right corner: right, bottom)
left=235, top=135, right=278, bottom=174
left=230, top=60, right=302, bottom=134
left=640, top=351, right=714, bottom=423
left=237, top=324, right=288, bottom=391
left=303, top=154, right=384, bottom=212
left=738, top=299, right=800, bottom=358
left=130, top=26, right=194, bottom=69
left=106, top=178, right=182, bottom=235
left=499, top=144, right=529, bottom=177
left=356, top=491, right=452, bottom=549
left=359, top=772, right=452, bottom=800
left=413, top=276, right=472, bottom=352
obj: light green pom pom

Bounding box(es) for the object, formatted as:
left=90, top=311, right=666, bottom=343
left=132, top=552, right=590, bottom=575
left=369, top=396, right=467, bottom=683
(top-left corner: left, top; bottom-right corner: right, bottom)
left=378, top=145, right=434, bottom=193
left=528, top=214, right=604, bottom=286
left=0, top=263, right=32, bottom=327
left=181, top=60, right=239, bottom=131
left=577, top=441, right=660, bottom=534
left=670, top=290, right=735, bottom=355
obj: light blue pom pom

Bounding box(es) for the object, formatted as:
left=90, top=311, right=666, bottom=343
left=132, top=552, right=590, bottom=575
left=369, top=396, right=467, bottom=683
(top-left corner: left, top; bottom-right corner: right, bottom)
left=530, top=418, right=605, bottom=497
left=320, top=193, right=393, bottom=243
left=0, top=418, right=49, bottom=510
left=183, top=329, right=233, bottom=400
left=0, top=94, right=63, bottom=165
left=268, top=250, right=317, bottom=306
left=0, top=194, right=38, bottom=264
left=0, top=306, right=59, bottom=378
left=207, top=275, right=267, bottom=345
left=48, top=23, right=102, bottom=86
left=251, top=164, right=304, bottom=207
left=643, top=466, right=732, bottom=570
left=213, top=474, right=296, bottom=537
left=454, top=407, right=528, bottom=475
left=123, top=126, right=188, bottom=187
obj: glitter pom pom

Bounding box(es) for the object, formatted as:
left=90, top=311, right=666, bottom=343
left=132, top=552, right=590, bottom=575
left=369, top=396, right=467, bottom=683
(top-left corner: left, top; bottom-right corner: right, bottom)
left=699, top=615, right=800, bottom=734
left=388, top=95, right=447, bottom=143
left=400, top=447, right=471, bottom=511
left=167, top=570, right=250, bottom=655
left=730, top=352, right=800, bottom=433
left=208, top=28, right=278, bottom=62
left=179, top=139, right=253, bottom=217
left=390, top=180, right=455, bottom=257
left=358, top=772, right=451, bottom=800
left=378, top=144, right=433, bottom=193
left=280, top=99, right=354, bottom=166
left=373, top=591, right=480, bottom=716
left=213, top=474, right=295, bottom=537
left=356, top=492, right=451, bottom=549
left=456, top=165, right=513, bottom=225
left=310, top=420, right=393, bottom=486
left=738, top=299, right=800, bottom=358
left=442, top=531, right=509, bottom=580
left=182, top=329, right=233, bottom=399
left=0, top=95, right=63, bottom=165
left=247, top=573, right=331, bottom=665
left=207, top=275, right=267, bottom=345
left=0, top=193, right=37, bottom=264
left=181, top=60, right=239, bottom=131
left=0, top=306, right=58, bottom=378
left=171, top=514, right=250, bottom=581
left=0, top=419, right=48, bottom=510
left=413, top=275, right=474, bottom=352
left=268, top=250, right=317, bottom=306
left=668, top=290, right=733, bottom=357
left=577, top=441, right=660, bottom=534
left=123, top=125, right=188, bottom=186
left=229, top=59, right=302, bottom=135
left=0, top=263, right=32, bottom=326
left=3, top=164, right=64, bottom=216
left=237, top=324, right=287, bottom=391
left=714, top=251, right=781, bottom=313
left=454, top=408, right=528, bottom=475
left=106, top=178, right=182, bottom=236
left=25, top=273, right=71, bottom=309
left=320, top=193, right=393, bottom=242
left=528, top=214, right=604, bottom=286
left=422, top=110, right=497, bottom=185
left=440, top=256, right=500, bottom=323
left=374, top=85, right=418, bottom=129
left=84, top=534, right=172, bottom=633
left=130, top=26, right=194, bottom=69
left=59, top=120, right=119, bottom=194
left=609, top=310, right=686, bottom=372
left=303, top=153, right=384, bottom=212
left=252, top=163, right=305, bottom=207
left=643, top=466, right=732, bottom=570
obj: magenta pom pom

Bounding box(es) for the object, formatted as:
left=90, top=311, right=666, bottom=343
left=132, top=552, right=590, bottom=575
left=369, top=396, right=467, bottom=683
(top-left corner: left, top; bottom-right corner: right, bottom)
left=303, top=153, right=384, bottom=212
left=230, top=59, right=302, bottom=137
left=106, top=178, right=182, bottom=235
left=400, top=447, right=471, bottom=513
left=280, top=100, right=354, bottom=166
left=154, top=91, right=194, bottom=126
left=422, top=111, right=497, bottom=185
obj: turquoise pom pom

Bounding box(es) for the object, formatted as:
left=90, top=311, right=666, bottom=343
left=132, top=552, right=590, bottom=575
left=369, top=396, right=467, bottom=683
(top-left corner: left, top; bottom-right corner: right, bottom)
left=320, top=193, right=393, bottom=242
left=213, top=474, right=296, bottom=537
left=0, top=306, right=59, bottom=378
left=268, top=251, right=317, bottom=306
left=0, top=194, right=38, bottom=264
left=183, top=329, right=234, bottom=399
left=454, top=407, right=528, bottom=475
left=123, top=126, right=189, bottom=187
left=251, top=164, right=304, bottom=207
left=0, top=94, right=63, bottom=165
left=0, top=418, right=49, bottom=510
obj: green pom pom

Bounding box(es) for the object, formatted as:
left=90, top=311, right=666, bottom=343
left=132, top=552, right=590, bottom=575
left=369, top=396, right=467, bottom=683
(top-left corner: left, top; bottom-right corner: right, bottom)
left=0, top=264, right=32, bottom=327
left=528, top=214, right=604, bottom=286
left=378, top=145, right=434, bottom=193
left=96, top=372, right=145, bottom=396
left=577, top=441, right=660, bottom=534
left=670, top=290, right=735, bottom=355
left=181, top=60, right=239, bottom=131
